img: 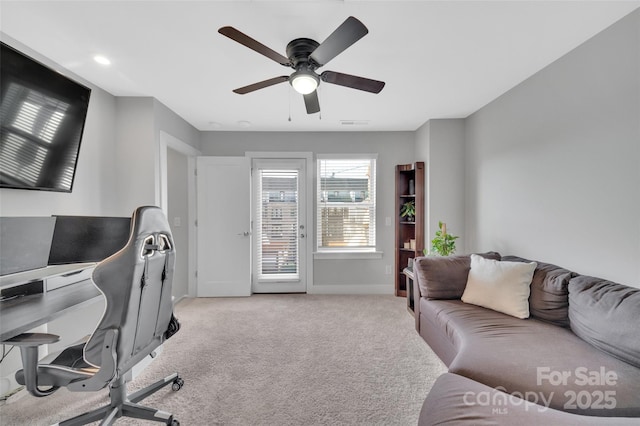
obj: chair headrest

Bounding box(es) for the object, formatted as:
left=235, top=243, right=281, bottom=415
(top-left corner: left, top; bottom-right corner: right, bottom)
left=131, top=206, right=172, bottom=240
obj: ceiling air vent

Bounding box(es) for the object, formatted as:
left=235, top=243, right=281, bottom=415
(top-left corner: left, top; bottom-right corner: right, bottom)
left=340, top=120, right=369, bottom=126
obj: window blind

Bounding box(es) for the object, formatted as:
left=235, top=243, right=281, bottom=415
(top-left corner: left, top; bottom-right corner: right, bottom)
left=316, top=157, right=376, bottom=251
left=256, top=169, right=299, bottom=279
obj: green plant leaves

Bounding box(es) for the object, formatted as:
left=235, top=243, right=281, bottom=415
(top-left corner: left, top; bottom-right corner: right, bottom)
left=430, top=221, right=459, bottom=256
left=400, top=200, right=415, bottom=219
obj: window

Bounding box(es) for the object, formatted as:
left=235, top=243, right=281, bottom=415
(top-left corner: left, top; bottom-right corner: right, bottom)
left=316, top=155, right=376, bottom=253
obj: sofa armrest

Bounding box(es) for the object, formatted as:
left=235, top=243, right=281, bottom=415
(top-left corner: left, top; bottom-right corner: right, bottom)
left=413, top=273, right=422, bottom=331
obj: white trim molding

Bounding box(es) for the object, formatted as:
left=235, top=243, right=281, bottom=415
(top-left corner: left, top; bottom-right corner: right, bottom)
left=159, top=131, right=201, bottom=298
left=308, top=284, right=393, bottom=295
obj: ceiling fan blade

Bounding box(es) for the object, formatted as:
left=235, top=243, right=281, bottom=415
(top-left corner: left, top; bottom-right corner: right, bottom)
left=303, top=91, right=320, bottom=114
left=309, top=16, right=368, bottom=67
left=219, top=26, right=291, bottom=66
left=321, top=71, right=385, bottom=94
left=233, top=76, right=289, bottom=94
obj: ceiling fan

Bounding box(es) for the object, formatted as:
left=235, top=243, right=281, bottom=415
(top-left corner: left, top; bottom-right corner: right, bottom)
left=218, top=16, right=385, bottom=115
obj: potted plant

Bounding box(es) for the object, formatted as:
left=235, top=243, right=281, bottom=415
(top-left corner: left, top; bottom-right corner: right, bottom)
left=429, top=221, right=459, bottom=256
left=400, top=200, right=415, bottom=222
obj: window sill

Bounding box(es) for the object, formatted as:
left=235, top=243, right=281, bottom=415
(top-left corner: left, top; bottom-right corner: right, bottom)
left=313, top=251, right=383, bottom=260
left=257, top=277, right=301, bottom=283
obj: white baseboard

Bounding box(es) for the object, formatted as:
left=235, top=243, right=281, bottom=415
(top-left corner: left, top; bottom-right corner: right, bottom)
left=308, top=284, right=393, bottom=295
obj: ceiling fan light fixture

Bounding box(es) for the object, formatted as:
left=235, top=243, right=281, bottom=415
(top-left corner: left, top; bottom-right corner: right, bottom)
left=290, top=70, right=319, bottom=95
left=220, top=17, right=384, bottom=115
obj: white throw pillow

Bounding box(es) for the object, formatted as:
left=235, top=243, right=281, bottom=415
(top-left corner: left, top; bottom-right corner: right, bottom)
left=461, top=254, right=537, bottom=319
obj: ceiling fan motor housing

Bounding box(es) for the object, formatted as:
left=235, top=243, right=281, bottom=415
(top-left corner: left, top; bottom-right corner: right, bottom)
left=286, top=38, right=321, bottom=94
left=286, top=38, right=320, bottom=70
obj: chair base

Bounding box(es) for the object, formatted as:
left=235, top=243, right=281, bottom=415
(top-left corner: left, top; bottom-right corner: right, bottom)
left=58, top=373, right=184, bottom=426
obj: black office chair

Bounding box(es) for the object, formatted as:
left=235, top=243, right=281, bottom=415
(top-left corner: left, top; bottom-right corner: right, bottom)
left=5, top=206, right=184, bottom=425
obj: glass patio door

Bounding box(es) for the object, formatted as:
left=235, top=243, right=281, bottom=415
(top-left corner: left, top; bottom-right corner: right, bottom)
left=252, top=158, right=306, bottom=293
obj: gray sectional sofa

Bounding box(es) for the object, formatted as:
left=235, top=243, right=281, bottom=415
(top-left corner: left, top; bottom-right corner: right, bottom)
left=412, top=253, right=640, bottom=425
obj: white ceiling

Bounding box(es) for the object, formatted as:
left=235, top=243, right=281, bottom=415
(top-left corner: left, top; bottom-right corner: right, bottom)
left=1, top=1, right=638, bottom=132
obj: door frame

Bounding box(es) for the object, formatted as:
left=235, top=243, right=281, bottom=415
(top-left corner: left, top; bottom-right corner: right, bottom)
left=246, top=152, right=314, bottom=292
left=251, top=158, right=306, bottom=293
left=159, top=131, right=201, bottom=298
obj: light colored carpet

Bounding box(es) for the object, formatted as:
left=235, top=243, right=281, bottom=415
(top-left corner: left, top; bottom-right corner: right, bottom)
left=1, top=294, right=446, bottom=425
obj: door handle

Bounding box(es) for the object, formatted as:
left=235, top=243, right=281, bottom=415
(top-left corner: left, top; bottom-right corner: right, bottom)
left=237, top=231, right=251, bottom=237
left=300, top=233, right=305, bottom=238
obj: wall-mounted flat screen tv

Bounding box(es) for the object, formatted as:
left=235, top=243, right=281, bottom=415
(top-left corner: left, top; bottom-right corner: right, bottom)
left=0, top=41, right=91, bottom=192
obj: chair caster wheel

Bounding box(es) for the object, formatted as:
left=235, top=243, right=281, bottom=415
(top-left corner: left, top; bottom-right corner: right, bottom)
left=168, top=417, right=179, bottom=426
left=171, top=377, right=184, bottom=391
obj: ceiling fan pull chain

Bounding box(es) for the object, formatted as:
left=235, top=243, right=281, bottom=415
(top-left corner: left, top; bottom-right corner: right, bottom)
left=288, top=86, right=292, bottom=122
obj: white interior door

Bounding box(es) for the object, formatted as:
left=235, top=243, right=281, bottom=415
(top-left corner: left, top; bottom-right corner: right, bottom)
left=252, top=159, right=306, bottom=293
left=196, top=156, right=251, bottom=297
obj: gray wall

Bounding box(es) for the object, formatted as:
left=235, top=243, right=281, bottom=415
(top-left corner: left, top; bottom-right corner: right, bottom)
left=3, top=8, right=638, bottom=295
left=0, top=35, right=121, bottom=217
left=114, top=98, right=201, bottom=215
left=464, top=10, right=640, bottom=287
left=114, top=97, right=157, bottom=214
left=0, top=37, right=201, bottom=220
left=200, top=131, right=415, bottom=292
left=0, top=35, right=200, bottom=291
left=415, top=119, right=466, bottom=253
left=0, top=35, right=118, bottom=394
left=154, top=99, right=201, bottom=152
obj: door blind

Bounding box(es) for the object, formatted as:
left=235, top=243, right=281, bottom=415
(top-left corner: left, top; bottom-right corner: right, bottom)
left=256, top=169, right=299, bottom=279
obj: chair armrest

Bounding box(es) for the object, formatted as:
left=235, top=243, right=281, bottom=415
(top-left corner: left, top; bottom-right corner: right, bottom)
left=3, top=332, right=60, bottom=346
left=2, top=333, right=60, bottom=397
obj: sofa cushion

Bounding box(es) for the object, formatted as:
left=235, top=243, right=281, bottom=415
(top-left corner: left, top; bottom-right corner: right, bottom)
left=569, top=276, right=640, bottom=368
left=419, top=298, right=640, bottom=416
left=461, top=255, right=536, bottom=319
left=414, top=252, right=501, bottom=300
left=502, top=256, right=575, bottom=327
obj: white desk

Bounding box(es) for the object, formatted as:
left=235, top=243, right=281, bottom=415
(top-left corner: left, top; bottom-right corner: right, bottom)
left=0, top=264, right=99, bottom=342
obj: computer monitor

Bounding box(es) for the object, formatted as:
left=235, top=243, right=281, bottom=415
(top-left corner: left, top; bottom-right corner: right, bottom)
left=0, top=217, right=56, bottom=275
left=48, top=215, right=131, bottom=265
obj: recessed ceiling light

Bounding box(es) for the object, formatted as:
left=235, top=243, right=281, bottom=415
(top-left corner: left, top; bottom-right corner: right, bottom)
left=237, top=120, right=251, bottom=128
left=208, top=121, right=222, bottom=129
left=93, top=55, right=111, bottom=66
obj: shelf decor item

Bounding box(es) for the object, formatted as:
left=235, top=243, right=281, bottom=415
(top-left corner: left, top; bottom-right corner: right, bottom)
left=400, top=200, right=416, bottom=222
left=430, top=221, right=459, bottom=256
